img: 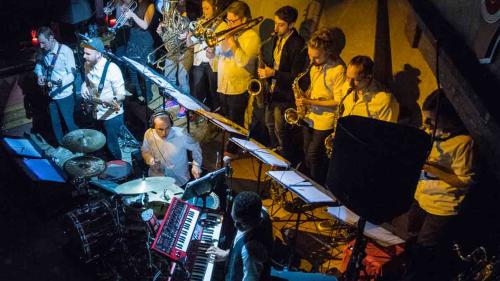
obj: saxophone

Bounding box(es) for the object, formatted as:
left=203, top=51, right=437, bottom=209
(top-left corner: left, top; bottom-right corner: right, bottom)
left=325, top=87, right=354, bottom=158
left=284, top=63, right=313, bottom=125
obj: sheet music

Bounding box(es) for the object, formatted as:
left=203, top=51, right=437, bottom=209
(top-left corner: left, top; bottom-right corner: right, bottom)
left=267, top=170, right=335, bottom=204
left=2, top=138, right=42, bottom=158
left=196, top=110, right=248, bottom=136
left=231, top=138, right=289, bottom=168
left=122, top=57, right=204, bottom=111
left=327, top=206, right=405, bottom=247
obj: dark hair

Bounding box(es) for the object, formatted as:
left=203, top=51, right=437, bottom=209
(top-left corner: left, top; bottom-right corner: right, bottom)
left=232, top=191, right=262, bottom=224
left=275, top=6, right=298, bottom=25
left=37, top=26, right=54, bottom=39
left=422, top=89, right=463, bottom=129
left=308, top=27, right=346, bottom=59
left=227, top=0, right=251, bottom=20
left=202, top=0, right=218, bottom=11
left=349, top=55, right=374, bottom=77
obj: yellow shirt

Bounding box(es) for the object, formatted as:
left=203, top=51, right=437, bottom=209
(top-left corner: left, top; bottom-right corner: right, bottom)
left=340, top=79, right=399, bottom=123
left=414, top=134, right=475, bottom=216
left=216, top=28, right=260, bottom=95
left=304, top=61, right=346, bottom=130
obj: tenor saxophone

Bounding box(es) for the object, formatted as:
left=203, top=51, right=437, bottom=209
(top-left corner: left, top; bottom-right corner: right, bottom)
left=325, top=87, right=354, bottom=158
left=284, top=63, right=313, bottom=125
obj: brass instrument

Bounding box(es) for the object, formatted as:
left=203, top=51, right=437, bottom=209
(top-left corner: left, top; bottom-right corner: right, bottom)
left=324, top=88, right=354, bottom=158
left=247, top=33, right=276, bottom=104
left=188, top=5, right=229, bottom=40
left=204, top=16, right=263, bottom=48
left=103, top=0, right=116, bottom=15
left=284, top=63, right=313, bottom=126
left=109, top=1, right=137, bottom=34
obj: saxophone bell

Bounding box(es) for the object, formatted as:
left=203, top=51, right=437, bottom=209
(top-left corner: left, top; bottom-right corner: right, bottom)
left=284, top=108, right=302, bottom=126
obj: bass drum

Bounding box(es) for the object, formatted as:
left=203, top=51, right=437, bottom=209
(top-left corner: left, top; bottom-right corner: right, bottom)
left=63, top=199, right=122, bottom=263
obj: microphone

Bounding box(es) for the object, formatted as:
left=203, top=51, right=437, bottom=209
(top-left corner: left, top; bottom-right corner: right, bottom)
left=223, top=156, right=232, bottom=177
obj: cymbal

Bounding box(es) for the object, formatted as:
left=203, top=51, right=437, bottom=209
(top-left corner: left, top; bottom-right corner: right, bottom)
left=62, top=129, right=106, bottom=153
left=114, top=176, right=178, bottom=195
left=64, top=156, right=106, bottom=178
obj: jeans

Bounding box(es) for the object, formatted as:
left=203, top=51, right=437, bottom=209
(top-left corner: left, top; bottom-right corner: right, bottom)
left=219, top=92, right=249, bottom=154
left=303, top=127, right=333, bottom=185
left=191, top=62, right=218, bottom=110
left=164, top=58, right=190, bottom=96
left=48, top=94, right=78, bottom=144
left=265, top=102, right=301, bottom=166
left=102, top=114, right=124, bottom=160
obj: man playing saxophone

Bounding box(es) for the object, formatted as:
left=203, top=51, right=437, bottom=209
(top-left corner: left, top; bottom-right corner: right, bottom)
left=296, top=27, right=346, bottom=185
left=257, top=6, right=306, bottom=166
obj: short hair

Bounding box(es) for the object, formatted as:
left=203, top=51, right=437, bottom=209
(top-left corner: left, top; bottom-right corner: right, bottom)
left=275, top=6, right=298, bottom=25
left=227, top=1, right=251, bottom=20
left=349, top=55, right=374, bottom=77
left=232, top=191, right=262, bottom=224
left=308, top=27, right=346, bottom=59
left=202, top=0, right=218, bottom=11
left=37, top=26, right=54, bottom=40
left=153, top=114, right=172, bottom=128
left=422, top=89, right=463, bottom=128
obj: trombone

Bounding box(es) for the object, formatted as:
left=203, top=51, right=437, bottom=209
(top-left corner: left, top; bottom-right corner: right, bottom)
left=108, top=1, right=137, bottom=34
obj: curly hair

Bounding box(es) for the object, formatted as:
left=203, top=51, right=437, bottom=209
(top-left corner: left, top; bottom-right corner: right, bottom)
left=232, top=191, right=262, bottom=224
left=308, top=27, right=346, bottom=59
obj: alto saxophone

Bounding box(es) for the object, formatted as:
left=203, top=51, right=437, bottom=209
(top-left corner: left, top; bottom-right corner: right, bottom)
left=325, top=88, right=355, bottom=158
left=284, top=63, right=313, bottom=125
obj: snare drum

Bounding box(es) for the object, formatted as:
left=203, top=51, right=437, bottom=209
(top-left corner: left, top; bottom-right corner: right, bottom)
left=187, top=192, right=220, bottom=210
left=63, top=199, right=121, bottom=263
left=99, top=160, right=132, bottom=183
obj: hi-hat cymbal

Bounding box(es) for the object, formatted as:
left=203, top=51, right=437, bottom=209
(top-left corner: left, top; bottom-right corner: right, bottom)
left=64, top=156, right=106, bottom=178
left=114, top=177, right=178, bottom=195
left=62, top=129, right=106, bottom=153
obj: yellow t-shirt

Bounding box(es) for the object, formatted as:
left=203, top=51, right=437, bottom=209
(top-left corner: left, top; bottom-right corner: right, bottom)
left=304, top=61, right=346, bottom=130
left=414, top=134, right=475, bottom=216
left=340, top=79, right=399, bottom=123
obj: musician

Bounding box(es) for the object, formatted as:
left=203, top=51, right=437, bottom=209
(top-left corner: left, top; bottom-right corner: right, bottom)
left=404, top=90, right=475, bottom=280
left=207, top=191, right=273, bottom=281
left=34, top=26, right=79, bottom=145
left=141, top=112, right=202, bottom=186
left=340, top=55, right=399, bottom=122
left=124, top=0, right=155, bottom=103
left=109, top=0, right=133, bottom=72
left=189, top=0, right=220, bottom=111
left=257, top=6, right=306, bottom=165
left=81, top=38, right=126, bottom=160
left=297, top=27, right=346, bottom=185
left=208, top=0, right=260, bottom=157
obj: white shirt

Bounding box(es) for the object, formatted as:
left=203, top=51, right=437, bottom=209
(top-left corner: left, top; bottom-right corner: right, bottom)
left=81, top=57, right=125, bottom=120
left=34, top=42, right=76, bottom=99
left=141, top=127, right=202, bottom=186
left=304, top=61, right=346, bottom=130
left=216, top=28, right=260, bottom=95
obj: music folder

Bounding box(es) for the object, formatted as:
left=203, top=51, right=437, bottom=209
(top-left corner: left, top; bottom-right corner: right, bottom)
left=230, top=137, right=290, bottom=168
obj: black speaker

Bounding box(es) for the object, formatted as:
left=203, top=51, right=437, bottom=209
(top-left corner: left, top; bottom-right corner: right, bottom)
left=326, top=116, right=431, bottom=224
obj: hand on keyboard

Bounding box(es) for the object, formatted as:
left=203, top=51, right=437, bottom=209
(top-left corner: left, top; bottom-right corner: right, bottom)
left=206, top=246, right=229, bottom=262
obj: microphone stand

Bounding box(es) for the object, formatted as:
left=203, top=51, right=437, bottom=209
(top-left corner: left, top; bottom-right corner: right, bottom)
left=224, top=158, right=233, bottom=215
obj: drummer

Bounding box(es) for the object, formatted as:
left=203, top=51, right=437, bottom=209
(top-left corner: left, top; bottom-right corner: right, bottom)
left=141, top=111, right=202, bottom=186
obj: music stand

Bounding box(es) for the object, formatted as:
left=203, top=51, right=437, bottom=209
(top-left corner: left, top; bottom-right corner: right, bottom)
left=183, top=167, right=226, bottom=210
left=230, top=137, right=290, bottom=194
left=325, top=116, right=431, bottom=281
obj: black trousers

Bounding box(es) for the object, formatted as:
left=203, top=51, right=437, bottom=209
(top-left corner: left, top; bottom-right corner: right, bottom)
left=191, top=62, right=219, bottom=111
left=303, top=127, right=333, bottom=185
left=219, top=92, right=249, bottom=154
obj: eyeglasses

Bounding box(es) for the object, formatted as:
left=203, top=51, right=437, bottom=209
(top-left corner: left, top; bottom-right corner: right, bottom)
left=225, top=17, right=241, bottom=24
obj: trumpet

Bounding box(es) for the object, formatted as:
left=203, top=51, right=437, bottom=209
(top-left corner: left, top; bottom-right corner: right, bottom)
left=284, top=63, right=313, bottom=125
left=103, top=0, right=116, bottom=15
left=109, top=1, right=137, bottom=34
left=248, top=33, right=276, bottom=99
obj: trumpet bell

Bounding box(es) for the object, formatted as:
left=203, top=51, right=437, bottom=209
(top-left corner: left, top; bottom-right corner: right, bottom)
left=284, top=108, right=300, bottom=125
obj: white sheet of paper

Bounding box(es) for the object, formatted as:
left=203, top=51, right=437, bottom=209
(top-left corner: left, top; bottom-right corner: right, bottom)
left=231, top=138, right=289, bottom=168
left=327, top=206, right=405, bottom=247
left=268, top=170, right=307, bottom=186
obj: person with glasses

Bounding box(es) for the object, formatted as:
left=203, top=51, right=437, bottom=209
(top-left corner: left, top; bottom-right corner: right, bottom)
left=340, top=55, right=399, bottom=122
left=141, top=112, right=202, bottom=186
left=206, top=0, right=260, bottom=158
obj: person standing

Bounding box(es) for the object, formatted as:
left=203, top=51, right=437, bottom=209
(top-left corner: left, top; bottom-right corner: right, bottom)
left=34, top=26, right=78, bottom=145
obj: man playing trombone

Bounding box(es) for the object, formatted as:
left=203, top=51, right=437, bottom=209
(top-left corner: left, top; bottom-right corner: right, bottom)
left=207, top=0, right=260, bottom=157
left=257, top=6, right=306, bottom=166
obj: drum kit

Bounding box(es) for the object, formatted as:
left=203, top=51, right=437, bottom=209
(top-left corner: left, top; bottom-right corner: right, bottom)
left=59, top=129, right=219, bottom=278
